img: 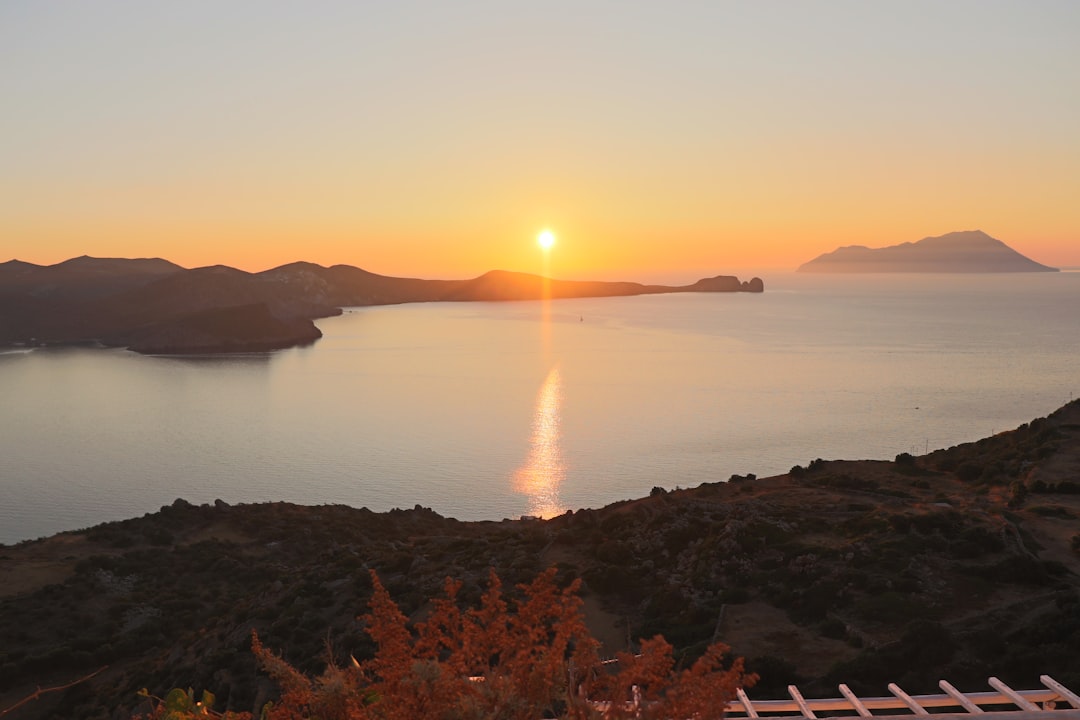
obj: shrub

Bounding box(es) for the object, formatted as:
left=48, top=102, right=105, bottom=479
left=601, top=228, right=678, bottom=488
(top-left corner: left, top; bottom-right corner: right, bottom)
left=721, top=587, right=751, bottom=605
left=135, top=569, right=755, bottom=719
left=956, top=463, right=983, bottom=483
left=819, top=617, right=847, bottom=640
left=745, top=656, right=800, bottom=698
left=854, top=591, right=933, bottom=625
left=1008, top=481, right=1028, bottom=508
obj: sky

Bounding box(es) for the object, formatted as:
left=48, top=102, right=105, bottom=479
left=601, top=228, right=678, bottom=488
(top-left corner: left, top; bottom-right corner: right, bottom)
left=2, top=1, right=1079, bottom=280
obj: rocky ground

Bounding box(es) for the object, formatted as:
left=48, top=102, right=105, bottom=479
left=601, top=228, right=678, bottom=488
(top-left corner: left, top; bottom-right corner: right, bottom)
left=2, top=400, right=1079, bottom=719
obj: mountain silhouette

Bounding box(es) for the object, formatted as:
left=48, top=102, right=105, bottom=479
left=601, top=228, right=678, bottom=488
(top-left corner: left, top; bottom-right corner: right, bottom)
left=797, top=230, right=1058, bottom=273
left=0, top=257, right=763, bottom=353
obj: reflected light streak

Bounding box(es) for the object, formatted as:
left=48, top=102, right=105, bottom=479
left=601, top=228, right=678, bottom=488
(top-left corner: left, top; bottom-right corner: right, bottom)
left=512, top=365, right=566, bottom=518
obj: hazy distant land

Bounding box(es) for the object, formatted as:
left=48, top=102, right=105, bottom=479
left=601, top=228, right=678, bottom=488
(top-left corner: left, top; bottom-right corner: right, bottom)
left=798, top=230, right=1060, bottom=273
left=0, top=257, right=763, bottom=354
left=2, top=399, right=1080, bottom=717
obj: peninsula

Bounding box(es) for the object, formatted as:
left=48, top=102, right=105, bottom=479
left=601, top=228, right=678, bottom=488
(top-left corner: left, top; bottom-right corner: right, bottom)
left=797, top=230, right=1059, bottom=273
left=2, top=399, right=1079, bottom=718
left=0, top=257, right=763, bottom=354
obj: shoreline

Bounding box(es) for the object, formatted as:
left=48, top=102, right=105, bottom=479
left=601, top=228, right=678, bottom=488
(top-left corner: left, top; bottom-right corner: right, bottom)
left=3, top=398, right=1080, bottom=716
left=1, top=257, right=763, bottom=355
left=5, top=396, right=1078, bottom=548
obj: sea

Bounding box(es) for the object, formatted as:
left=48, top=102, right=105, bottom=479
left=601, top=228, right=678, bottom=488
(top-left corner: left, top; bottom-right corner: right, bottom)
left=1, top=272, right=1077, bottom=545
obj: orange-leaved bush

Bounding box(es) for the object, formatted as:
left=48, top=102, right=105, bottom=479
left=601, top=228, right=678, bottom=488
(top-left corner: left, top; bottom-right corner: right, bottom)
left=141, top=568, right=755, bottom=719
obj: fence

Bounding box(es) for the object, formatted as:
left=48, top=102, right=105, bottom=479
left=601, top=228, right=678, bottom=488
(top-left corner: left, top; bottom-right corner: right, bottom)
left=726, top=675, right=1080, bottom=720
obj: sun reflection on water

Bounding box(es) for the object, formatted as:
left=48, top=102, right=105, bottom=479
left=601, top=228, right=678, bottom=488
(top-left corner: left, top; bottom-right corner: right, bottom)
left=513, top=365, right=566, bottom=518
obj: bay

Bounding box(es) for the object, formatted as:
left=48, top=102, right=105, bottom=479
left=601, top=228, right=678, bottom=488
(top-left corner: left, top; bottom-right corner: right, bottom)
left=1, top=272, right=1077, bottom=545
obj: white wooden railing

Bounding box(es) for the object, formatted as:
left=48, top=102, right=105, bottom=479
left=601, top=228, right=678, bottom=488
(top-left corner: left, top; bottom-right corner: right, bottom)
left=725, top=675, right=1080, bottom=719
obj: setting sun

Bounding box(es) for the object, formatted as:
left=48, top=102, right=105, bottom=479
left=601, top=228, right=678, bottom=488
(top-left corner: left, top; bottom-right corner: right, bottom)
left=537, top=230, right=556, bottom=251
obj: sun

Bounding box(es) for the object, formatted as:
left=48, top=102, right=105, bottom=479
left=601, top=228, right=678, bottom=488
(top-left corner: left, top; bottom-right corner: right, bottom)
left=537, top=229, right=556, bottom=251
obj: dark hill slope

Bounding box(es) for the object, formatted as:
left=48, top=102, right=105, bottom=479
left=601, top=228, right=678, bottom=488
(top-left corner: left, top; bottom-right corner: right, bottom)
left=1, top=257, right=763, bottom=353
left=261, top=262, right=458, bottom=306
left=2, top=400, right=1080, bottom=717
left=0, top=256, right=184, bottom=301
left=91, top=265, right=337, bottom=329
left=115, top=304, right=324, bottom=354
left=798, top=230, right=1059, bottom=273
left=0, top=265, right=334, bottom=352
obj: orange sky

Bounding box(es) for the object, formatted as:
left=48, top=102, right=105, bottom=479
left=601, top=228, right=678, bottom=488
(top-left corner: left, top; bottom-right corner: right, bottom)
left=2, top=3, right=1078, bottom=279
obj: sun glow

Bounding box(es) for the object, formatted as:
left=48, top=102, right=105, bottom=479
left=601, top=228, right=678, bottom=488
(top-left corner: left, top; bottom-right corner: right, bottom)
left=537, top=229, right=556, bottom=251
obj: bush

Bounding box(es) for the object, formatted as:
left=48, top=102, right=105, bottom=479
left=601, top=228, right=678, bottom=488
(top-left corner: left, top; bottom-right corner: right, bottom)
left=745, top=656, right=800, bottom=698
left=854, top=591, right=934, bottom=625
left=721, top=587, right=751, bottom=604
left=134, top=569, right=756, bottom=719
left=956, top=463, right=983, bottom=483
left=1008, top=481, right=1028, bottom=508
left=819, top=617, right=847, bottom=640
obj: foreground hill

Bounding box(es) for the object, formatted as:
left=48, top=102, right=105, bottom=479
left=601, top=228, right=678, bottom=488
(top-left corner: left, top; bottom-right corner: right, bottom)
left=0, top=257, right=763, bottom=354
left=2, top=400, right=1080, bottom=718
left=797, top=230, right=1059, bottom=273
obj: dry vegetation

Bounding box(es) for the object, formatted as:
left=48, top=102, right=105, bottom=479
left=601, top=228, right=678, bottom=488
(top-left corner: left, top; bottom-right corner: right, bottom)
left=3, top=400, right=1080, bottom=718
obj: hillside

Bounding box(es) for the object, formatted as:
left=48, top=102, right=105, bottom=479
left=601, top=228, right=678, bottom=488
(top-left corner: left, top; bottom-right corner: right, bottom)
left=2, top=400, right=1080, bottom=718
left=797, top=231, right=1059, bottom=273
left=0, top=257, right=764, bottom=354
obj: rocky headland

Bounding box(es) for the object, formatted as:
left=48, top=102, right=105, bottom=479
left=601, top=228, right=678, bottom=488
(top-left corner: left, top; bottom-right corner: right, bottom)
left=0, top=257, right=764, bottom=355
left=798, top=230, right=1059, bottom=273
left=2, top=400, right=1080, bottom=718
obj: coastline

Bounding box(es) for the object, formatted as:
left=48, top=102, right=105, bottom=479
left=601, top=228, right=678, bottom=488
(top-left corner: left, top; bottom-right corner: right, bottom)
left=0, top=257, right=763, bottom=355
left=2, top=399, right=1080, bottom=717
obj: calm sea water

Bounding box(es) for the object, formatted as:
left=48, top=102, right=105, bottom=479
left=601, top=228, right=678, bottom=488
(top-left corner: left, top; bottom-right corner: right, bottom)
left=1, top=272, right=1078, bottom=545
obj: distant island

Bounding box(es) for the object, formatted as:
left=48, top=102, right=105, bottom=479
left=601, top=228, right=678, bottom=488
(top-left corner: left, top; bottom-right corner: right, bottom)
left=0, top=257, right=763, bottom=354
left=2, top=399, right=1079, bottom=718
left=797, top=230, right=1059, bottom=273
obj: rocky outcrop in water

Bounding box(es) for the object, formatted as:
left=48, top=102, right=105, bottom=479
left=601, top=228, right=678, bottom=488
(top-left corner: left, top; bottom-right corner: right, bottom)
left=680, top=275, right=764, bottom=293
